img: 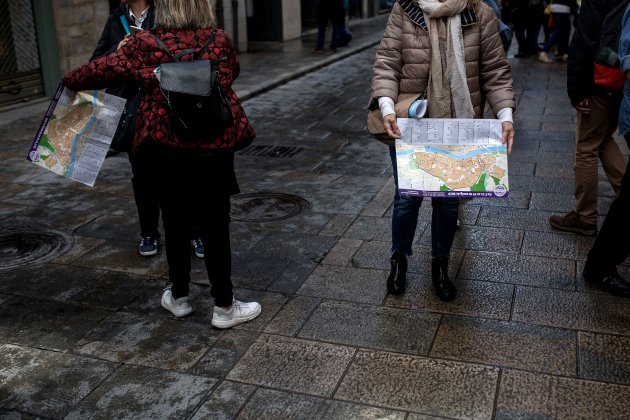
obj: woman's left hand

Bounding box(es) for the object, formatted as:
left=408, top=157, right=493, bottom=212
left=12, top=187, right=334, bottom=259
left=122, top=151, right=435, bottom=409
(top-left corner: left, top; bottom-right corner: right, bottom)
left=501, top=121, right=514, bottom=154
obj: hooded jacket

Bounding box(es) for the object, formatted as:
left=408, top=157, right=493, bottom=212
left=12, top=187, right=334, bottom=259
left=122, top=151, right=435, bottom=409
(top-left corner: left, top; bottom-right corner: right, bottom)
left=370, top=0, right=515, bottom=118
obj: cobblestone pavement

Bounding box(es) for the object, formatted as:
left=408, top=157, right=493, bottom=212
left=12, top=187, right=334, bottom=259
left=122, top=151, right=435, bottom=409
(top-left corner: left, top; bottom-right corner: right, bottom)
left=1, top=16, right=630, bottom=420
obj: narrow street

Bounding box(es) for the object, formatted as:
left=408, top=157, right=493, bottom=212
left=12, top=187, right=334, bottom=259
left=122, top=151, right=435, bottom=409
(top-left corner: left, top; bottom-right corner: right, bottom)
left=0, top=15, right=629, bottom=418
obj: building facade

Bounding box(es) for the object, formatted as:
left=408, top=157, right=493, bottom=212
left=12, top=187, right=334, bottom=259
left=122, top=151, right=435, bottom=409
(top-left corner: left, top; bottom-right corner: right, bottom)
left=0, top=0, right=387, bottom=108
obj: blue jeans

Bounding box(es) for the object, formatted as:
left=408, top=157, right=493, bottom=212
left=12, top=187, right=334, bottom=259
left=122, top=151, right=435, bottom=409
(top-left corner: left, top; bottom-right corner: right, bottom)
left=389, top=147, right=459, bottom=257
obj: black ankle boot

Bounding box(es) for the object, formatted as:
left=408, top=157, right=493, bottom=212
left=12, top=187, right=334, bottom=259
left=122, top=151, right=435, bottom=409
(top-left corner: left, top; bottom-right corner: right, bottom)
left=387, top=251, right=407, bottom=295
left=431, top=256, right=456, bottom=301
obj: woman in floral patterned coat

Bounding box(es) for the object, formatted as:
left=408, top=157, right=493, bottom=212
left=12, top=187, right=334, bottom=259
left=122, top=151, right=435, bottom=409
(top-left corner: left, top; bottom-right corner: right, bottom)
left=63, top=0, right=261, bottom=329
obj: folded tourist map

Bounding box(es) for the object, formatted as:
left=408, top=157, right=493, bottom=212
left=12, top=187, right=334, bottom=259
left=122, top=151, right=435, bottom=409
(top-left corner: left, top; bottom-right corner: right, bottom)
left=395, top=118, right=509, bottom=198
left=27, top=84, right=126, bottom=187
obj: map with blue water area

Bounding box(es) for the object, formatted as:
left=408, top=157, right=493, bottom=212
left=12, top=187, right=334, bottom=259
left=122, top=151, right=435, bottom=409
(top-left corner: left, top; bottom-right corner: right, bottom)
left=27, top=85, right=126, bottom=187
left=395, top=118, right=509, bottom=198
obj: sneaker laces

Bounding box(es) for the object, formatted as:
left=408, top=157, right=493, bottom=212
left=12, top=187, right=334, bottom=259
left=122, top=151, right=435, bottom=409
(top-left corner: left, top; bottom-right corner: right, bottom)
left=192, top=238, right=203, bottom=248
left=141, top=236, right=157, bottom=246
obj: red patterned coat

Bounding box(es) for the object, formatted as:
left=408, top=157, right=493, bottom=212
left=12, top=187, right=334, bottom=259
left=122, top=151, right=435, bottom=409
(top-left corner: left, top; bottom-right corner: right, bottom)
left=63, top=28, right=255, bottom=153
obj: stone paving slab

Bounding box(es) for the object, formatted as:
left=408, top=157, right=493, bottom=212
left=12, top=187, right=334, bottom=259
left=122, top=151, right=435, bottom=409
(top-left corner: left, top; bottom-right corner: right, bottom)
left=385, top=274, right=514, bottom=321
left=191, top=380, right=256, bottom=420
left=431, top=316, right=576, bottom=376
left=335, top=350, right=499, bottom=419
left=0, top=263, right=106, bottom=302
left=521, top=230, right=577, bottom=259
left=263, top=295, right=321, bottom=337
left=64, top=365, right=216, bottom=420
left=298, top=300, right=441, bottom=355
left=73, top=311, right=222, bottom=370
left=227, top=334, right=355, bottom=397
left=0, top=344, right=115, bottom=419
left=578, top=332, right=630, bottom=386
left=297, top=265, right=388, bottom=305
left=458, top=250, right=576, bottom=289
left=70, top=241, right=168, bottom=278
left=237, top=388, right=406, bottom=420
left=0, top=296, right=111, bottom=352
left=496, top=369, right=630, bottom=420
left=513, top=286, right=630, bottom=335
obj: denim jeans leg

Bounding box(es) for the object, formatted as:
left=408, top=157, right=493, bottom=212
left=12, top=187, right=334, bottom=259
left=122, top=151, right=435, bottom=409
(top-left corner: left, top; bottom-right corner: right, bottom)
left=389, top=147, right=423, bottom=255
left=431, top=198, right=459, bottom=258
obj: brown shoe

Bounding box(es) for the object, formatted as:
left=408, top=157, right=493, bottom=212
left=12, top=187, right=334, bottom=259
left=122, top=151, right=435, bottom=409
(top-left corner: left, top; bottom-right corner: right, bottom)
left=548, top=211, right=597, bottom=236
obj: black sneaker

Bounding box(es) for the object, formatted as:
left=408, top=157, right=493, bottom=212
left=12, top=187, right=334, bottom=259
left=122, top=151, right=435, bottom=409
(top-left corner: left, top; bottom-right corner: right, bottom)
left=138, top=236, right=158, bottom=257
left=583, top=266, right=630, bottom=298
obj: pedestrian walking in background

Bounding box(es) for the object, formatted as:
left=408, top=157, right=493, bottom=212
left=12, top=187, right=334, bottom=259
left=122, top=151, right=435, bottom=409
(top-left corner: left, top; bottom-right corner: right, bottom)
left=538, top=0, right=577, bottom=63
left=315, top=0, right=347, bottom=52
left=549, top=0, right=628, bottom=236
left=63, top=0, right=262, bottom=328
left=513, top=0, right=544, bottom=58
left=582, top=2, right=630, bottom=298
left=370, top=0, right=515, bottom=301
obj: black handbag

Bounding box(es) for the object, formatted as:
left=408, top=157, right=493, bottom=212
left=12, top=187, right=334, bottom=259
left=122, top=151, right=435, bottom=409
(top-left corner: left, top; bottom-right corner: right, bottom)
left=110, top=88, right=142, bottom=152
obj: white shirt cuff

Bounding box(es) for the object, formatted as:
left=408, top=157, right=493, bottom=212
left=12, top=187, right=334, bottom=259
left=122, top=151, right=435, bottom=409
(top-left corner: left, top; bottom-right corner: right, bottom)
left=378, top=97, right=395, bottom=118
left=497, top=108, right=513, bottom=123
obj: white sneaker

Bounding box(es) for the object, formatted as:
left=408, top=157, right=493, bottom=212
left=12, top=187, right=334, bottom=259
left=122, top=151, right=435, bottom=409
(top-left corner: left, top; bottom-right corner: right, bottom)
left=161, top=287, right=193, bottom=317
left=211, top=299, right=261, bottom=329
left=538, top=51, right=554, bottom=63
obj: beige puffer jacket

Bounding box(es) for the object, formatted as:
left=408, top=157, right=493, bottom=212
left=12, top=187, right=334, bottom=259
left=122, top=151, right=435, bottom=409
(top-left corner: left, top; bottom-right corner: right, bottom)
left=370, top=0, right=515, bottom=118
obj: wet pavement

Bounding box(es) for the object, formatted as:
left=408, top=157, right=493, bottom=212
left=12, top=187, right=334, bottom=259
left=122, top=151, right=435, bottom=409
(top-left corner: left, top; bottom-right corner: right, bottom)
left=1, top=13, right=630, bottom=420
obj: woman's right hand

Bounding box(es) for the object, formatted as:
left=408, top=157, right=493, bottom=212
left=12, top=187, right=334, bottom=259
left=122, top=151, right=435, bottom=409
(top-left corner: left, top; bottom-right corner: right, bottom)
left=117, top=34, right=130, bottom=51
left=383, top=114, right=401, bottom=139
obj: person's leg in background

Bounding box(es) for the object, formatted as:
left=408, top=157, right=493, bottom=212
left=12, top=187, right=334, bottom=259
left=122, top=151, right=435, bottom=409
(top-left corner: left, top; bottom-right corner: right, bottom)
left=129, top=152, right=161, bottom=256
left=526, top=3, right=543, bottom=57
left=583, top=133, right=630, bottom=297
left=550, top=94, right=626, bottom=236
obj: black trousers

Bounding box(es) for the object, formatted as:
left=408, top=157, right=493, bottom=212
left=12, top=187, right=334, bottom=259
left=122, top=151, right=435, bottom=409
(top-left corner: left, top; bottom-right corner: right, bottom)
left=129, top=152, right=160, bottom=238
left=586, top=134, right=630, bottom=273
left=148, top=148, right=235, bottom=307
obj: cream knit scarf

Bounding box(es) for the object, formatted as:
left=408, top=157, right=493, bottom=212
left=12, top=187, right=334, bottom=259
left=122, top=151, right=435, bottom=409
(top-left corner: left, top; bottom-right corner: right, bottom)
left=417, top=0, right=474, bottom=118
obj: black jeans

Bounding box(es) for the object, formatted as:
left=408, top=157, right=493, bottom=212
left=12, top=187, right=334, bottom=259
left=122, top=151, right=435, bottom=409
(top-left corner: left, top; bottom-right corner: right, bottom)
left=148, top=148, right=235, bottom=307
left=129, top=152, right=160, bottom=238
left=586, top=134, right=630, bottom=273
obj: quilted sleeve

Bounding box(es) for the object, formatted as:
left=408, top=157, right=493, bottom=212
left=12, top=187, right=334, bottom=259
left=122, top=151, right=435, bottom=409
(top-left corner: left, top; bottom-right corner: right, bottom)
left=370, top=3, right=404, bottom=107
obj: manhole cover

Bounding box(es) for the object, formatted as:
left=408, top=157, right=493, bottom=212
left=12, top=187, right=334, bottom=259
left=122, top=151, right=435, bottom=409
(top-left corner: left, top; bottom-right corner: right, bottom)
left=0, top=229, right=74, bottom=272
left=230, top=192, right=309, bottom=222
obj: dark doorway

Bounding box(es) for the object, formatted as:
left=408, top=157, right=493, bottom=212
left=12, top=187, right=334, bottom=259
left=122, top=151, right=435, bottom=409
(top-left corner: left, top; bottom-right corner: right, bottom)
left=247, top=0, right=283, bottom=42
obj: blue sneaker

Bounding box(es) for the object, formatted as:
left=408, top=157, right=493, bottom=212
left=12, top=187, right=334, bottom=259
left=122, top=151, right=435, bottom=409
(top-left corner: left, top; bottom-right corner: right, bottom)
left=192, top=238, right=204, bottom=258
left=138, top=236, right=158, bottom=257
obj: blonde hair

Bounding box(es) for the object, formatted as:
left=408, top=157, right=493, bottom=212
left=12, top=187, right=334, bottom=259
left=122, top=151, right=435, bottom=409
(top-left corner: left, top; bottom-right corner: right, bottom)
left=154, top=0, right=216, bottom=29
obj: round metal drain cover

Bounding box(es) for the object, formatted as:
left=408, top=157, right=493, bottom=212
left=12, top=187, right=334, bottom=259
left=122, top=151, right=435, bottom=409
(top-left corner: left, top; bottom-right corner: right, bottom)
left=230, top=192, right=309, bottom=222
left=0, top=229, right=74, bottom=272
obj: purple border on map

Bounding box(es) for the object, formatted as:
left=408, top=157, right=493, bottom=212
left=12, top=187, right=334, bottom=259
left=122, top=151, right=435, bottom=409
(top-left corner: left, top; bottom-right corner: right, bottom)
left=399, top=189, right=510, bottom=198
left=26, top=83, right=65, bottom=162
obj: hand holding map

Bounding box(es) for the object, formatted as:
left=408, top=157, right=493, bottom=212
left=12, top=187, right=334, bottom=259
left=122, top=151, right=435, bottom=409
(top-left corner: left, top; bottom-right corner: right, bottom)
left=395, top=118, right=509, bottom=198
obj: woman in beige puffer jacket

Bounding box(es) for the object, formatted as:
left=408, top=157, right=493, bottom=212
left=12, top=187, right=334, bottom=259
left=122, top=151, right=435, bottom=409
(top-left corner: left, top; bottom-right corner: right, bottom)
left=373, top=0, right=515, bottom=301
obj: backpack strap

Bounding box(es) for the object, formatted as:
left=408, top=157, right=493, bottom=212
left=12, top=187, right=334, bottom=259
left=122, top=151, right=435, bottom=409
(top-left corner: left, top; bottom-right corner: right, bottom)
left=152, top=31, right=217, bottom=61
